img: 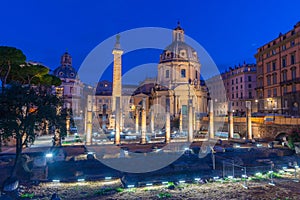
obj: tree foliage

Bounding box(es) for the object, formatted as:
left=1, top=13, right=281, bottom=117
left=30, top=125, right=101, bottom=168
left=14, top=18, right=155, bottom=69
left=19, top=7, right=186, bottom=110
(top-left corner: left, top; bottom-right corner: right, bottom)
left=0, top=46, right=26, bottom=89
left=9, top=63, right=61, bottom=86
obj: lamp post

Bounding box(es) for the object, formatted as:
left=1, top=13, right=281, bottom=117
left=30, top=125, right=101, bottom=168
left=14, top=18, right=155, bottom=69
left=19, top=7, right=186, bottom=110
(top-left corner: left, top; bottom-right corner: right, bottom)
left=254, top=99, right=258, bottom=113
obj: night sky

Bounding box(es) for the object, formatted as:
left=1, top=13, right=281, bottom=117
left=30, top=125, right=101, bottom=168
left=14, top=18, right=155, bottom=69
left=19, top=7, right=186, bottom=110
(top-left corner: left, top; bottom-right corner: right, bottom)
left=1, top=0, right=300, bottom=83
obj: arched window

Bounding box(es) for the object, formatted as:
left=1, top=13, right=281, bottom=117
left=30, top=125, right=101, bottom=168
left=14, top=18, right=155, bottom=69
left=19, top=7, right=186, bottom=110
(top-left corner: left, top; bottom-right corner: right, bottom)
left=282, top=70, right=287, bottom=82
left=272, top=73, right=277, bottom=84
left=181, top=69, right=186, bottom=78
left=267, top=75, right=271, bottom=86
left=165, top=70, right=170, bottom=78
left=291, top=67, right=296, bottom=80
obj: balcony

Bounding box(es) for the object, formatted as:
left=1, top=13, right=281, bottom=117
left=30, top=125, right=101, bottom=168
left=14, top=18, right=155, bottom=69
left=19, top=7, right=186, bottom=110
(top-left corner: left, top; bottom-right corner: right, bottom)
left=255, top=86, right=264, bottom=90
left=280, top=78, right=300, bottom=86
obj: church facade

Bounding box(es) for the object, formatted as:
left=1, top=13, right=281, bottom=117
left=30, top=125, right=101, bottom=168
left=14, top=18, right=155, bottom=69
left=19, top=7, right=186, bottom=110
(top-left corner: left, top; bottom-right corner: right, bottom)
left=95, top=23, right=208, bottom=133
left=149, top=23, right=208, bottom=131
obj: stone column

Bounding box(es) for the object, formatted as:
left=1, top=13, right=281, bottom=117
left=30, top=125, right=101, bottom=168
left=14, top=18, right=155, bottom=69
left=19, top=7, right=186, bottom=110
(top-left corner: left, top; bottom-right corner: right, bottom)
left=246, top=101, right=252, bottom=140
left=102, top=104, right=107, bottom=130
left=86, top=95, right=92, bottom=145
left=165, top=112, right=171, bottom=143
left=228, top=102, right=234, bottom=139
left=179, top=111, right=183, bottom=133
left=141, top=110, right=147, bottom=144
left=115, top=97, right=121, bottom=145
left=135, top=109, right=139, bottom=134
left=66, top=115, right=70, bottom=137
left=209, top=100, right=214, bottom=139
left=165, top=98, right=171, bottom=143
left=112, top=35, right=123, bottom=113
left=150, top=109, right=155, bottom=134
left=120, top=109, right=123, bottom=133
left=140, top=98, right=147, bottom=144
left=188, top=99, right=194, bottom=142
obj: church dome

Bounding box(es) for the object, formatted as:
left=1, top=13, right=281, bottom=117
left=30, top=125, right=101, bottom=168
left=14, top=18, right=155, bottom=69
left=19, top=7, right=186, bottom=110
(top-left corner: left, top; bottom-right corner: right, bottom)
left=159, top=41, right=199, bottom=63
left=159, top=22, right=199, bottom=64
left=53, top=52, right=77, bottom=79
left=53, top=65, right=77, bottom=79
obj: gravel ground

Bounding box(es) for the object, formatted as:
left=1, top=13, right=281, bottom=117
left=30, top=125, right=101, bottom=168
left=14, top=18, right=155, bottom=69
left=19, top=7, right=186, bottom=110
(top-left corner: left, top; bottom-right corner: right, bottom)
left=18, top=178, right=300, bottom=200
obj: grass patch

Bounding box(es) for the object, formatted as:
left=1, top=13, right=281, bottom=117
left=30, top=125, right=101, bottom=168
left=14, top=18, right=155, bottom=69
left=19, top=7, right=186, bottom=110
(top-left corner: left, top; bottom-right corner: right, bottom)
left=115, top=187, right=124, bottom=193
left=20, top=193, right=34, bottom=199
left=126, top=188, right=136, bottom=193
left=94, top=187, right=114, bottom=195
left=157, top=192, right=172, bottom=198
left=269, top=172, right=283, bottom=179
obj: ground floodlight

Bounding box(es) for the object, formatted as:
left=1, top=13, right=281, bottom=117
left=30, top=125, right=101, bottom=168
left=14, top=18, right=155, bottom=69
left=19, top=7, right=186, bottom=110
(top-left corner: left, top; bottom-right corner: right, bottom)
left=46, top=153, right=53, bottom=158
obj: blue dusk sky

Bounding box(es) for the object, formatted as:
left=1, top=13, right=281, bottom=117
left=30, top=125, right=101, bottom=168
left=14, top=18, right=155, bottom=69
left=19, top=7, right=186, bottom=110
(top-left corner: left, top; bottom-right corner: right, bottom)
left=0, top=0, right=299, bottom=84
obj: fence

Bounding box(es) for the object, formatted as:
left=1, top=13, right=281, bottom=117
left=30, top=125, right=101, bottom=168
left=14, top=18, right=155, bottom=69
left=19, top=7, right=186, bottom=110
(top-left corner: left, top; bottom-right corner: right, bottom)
left=222, top=161, right=273, bottom=178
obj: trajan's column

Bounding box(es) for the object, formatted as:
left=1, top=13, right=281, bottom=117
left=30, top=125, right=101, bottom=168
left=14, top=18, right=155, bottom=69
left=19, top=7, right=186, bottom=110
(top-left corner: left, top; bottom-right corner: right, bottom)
left=112, top=34, right=123, bottom=145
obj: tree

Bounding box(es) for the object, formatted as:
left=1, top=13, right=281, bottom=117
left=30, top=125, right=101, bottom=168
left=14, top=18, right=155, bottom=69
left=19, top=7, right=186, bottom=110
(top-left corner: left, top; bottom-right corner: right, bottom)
left=9, top=63, right=61, bottom=86
left=0, top=46, right=26, bottom=90
left=0, top=84, right=64, bottom=177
